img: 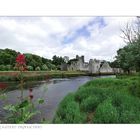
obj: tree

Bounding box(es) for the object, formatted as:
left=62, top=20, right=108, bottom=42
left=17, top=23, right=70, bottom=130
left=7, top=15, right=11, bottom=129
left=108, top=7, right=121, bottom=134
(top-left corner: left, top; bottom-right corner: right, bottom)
left=114, top=17, right=140, bottom=72
left=121, top=17, right=140, bottom=44
left=116, top=45, right=135, bottom=73
left=42, top=64, right=48, bottom=71
left=35, top=66, right=41, bottom=71
left=52, top=55, right=65, bottom=67
left=0, top=65, right=5, bottom=71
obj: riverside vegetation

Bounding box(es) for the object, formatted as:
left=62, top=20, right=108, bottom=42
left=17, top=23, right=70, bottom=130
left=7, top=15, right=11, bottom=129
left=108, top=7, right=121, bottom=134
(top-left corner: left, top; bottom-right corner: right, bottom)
left=53, top=74, right=140, bottom=123
left=0, top=54, right=45, bottom=123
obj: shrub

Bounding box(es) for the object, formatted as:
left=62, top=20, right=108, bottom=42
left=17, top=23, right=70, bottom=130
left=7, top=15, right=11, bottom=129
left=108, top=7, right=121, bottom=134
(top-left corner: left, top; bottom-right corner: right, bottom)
left=35, top=66, right=41, bottom=71
left=93, top=99, right=119, bottom=123
left=27, top=66, right=33, bottom=71
left=42, top=64, right=48, bottom=71
left=5, top=65, right=12, bottom=71
left=0, top=65, right=5, bottom=71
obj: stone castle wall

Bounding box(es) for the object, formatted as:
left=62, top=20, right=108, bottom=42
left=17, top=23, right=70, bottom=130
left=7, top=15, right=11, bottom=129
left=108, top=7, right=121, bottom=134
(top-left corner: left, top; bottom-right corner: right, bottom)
left=61, top=55, right=122, bottom=74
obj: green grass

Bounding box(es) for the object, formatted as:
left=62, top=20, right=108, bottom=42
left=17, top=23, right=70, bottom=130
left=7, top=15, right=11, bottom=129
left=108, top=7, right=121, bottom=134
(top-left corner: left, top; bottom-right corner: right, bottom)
left=53, top=74, right=140, bottom=123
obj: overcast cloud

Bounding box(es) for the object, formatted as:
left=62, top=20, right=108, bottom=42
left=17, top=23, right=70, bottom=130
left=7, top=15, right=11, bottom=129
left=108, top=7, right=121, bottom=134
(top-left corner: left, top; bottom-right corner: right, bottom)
left=0, top=16, right=136, bottom=61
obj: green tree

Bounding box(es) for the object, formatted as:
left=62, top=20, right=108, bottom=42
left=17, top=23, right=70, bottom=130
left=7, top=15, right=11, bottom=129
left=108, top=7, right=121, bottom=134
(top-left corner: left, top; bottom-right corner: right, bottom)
left=0, top=65, right=5, bottom=71
left=35, top=66, right=41, bottom=71
left=52, top=55, right=65, bottom=67
left=42, top=64, right=48, bottom=71
left=114, top=17, right=140, bottom=72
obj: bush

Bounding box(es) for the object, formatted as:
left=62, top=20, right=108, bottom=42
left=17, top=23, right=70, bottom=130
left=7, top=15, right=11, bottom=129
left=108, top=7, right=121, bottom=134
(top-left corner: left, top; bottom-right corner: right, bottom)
left=0, top=65, right=5, bottom=71
left=93, top=99, right=119, bottom=123
left=27, top=66, right=33, bottom=71
left=35, top=66, right=41, bottom=71
left=42, top=64, right=48, bottom=71
left=5, top=65, right=12, bottom=70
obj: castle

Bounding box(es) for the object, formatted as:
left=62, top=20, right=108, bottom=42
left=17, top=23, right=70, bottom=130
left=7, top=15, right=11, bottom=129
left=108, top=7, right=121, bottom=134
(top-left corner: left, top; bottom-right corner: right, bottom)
left=61, top=55, right=123, bottom=74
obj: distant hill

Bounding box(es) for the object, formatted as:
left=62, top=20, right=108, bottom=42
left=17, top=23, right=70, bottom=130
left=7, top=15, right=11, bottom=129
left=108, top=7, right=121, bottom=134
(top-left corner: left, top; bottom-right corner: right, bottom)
left=0, top=48, right=57, bottom=71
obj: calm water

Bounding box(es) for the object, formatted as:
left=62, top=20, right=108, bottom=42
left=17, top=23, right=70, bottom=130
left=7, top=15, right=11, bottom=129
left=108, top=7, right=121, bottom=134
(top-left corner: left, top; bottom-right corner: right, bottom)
left=0, top=75, right=115, bottom=123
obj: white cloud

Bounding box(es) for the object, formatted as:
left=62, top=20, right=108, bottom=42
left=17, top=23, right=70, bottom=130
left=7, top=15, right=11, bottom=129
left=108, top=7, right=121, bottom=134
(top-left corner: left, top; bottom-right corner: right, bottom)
left=0, top=16, right=136, bottom=62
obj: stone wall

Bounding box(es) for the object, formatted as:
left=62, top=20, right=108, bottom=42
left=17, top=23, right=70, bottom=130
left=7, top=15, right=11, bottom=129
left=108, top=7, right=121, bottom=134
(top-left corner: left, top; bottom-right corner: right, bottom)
left=99, top=62, right=113, bottom=73
left=89, top=59, right=101, bottom=73
left=61, top=55, right=120, bottom=74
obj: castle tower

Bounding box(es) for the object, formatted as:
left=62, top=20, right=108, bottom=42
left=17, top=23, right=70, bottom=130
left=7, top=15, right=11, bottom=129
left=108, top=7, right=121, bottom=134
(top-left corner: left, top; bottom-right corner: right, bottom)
left=81, top=55, right=84, bottom=63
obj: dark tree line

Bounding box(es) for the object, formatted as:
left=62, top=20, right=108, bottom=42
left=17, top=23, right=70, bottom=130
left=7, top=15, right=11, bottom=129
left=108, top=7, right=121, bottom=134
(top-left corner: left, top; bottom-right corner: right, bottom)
left=0, top=48, right=64, bottom=71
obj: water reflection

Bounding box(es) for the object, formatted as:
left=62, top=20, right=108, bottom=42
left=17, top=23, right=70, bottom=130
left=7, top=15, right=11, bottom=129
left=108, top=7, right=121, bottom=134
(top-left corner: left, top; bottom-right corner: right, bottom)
left=0, top=75, right=115, bottom=123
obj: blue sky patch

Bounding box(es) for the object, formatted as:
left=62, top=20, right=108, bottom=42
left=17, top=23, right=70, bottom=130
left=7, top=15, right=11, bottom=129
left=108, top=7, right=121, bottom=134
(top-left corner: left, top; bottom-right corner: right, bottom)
left=62, top=17, right=106, bottom=44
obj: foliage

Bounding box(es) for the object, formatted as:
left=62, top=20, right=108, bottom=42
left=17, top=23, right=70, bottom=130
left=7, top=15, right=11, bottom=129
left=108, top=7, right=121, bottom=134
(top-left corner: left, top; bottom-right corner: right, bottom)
left=1, top=54, right=45, bottom=124
left=93, top=99, right=119, bottom=123
left=0, top=48, right=62, bottom=71
left=42, top=64, right=48, bottom=71
left=113, top=17, right=140, bottom=72
left=35, top=66, right=41, bottom=71
left=54, top=75, right=140, bottom=123
left=4, top=100, right=38, bottom=123
left=27, top=65, right=33, bottom=71
left=52, top=55, right=65, bottom=67
left=67, top=58, right=78, bottom=65
left=80, top=95, right=99, bottom=113
left=0, top=48, right=18, bottom=67
left=53, top=94, right=86, bottom=123
left=0, top=65, right=6, bottom=71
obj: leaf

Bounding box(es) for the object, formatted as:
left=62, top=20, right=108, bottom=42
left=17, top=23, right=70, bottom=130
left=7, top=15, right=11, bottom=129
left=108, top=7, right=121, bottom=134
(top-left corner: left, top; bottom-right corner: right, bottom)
left=3, top=104, right=16, bottom=112
left=0, top=94, right=7, bottom=100
left=38, top=98, right=44, bottom=104
left=17, top=100, right=29, bottom=109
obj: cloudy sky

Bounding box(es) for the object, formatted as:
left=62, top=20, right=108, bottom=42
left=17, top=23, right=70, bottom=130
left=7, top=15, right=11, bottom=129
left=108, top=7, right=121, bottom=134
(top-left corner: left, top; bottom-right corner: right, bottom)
left=0, top=16, right=136, bottom=61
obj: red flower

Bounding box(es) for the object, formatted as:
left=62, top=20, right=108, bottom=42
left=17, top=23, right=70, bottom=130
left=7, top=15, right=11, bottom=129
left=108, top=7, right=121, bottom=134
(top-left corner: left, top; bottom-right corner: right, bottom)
left=15, top=54, right=27, bottom=71
left=29, top=88, right=33, bottom=92
left=16, top=54, right=26, bottom=65
left=29, top=88, right=33, bottom=100
left=29, top=94, right=34, bottom=100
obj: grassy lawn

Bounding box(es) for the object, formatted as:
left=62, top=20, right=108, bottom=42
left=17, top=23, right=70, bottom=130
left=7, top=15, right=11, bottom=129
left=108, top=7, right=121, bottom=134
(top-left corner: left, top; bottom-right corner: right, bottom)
left=53, top=74, right=140, bottom=124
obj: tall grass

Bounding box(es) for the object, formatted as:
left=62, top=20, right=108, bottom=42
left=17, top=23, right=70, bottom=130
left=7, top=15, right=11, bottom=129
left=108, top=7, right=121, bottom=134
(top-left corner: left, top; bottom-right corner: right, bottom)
left=0, top=71, right=88, bottom=81
left=53, top=75, right=140, bottom=123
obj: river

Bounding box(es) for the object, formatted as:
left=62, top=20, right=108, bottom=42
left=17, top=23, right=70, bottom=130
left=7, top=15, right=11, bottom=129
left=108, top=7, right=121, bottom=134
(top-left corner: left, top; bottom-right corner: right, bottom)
left=0, top=75, right=115, bottom=123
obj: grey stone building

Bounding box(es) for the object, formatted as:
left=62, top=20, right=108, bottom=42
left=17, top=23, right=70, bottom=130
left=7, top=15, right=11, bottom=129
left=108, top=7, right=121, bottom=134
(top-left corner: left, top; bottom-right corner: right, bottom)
left=61, top=55, right=116, bottom=74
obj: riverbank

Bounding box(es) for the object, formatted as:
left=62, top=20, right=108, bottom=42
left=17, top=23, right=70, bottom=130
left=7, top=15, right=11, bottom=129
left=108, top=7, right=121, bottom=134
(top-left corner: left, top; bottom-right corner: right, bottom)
left=53, top=74, right=140, bottom=123
left=0, top=71, right=87, bottom=82
left=0, top=76, right=98, bottom=123
left=0, top=71, right=115, bottom=82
